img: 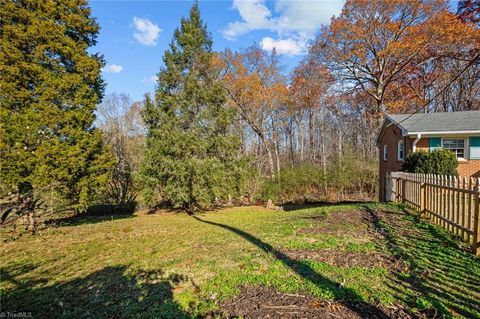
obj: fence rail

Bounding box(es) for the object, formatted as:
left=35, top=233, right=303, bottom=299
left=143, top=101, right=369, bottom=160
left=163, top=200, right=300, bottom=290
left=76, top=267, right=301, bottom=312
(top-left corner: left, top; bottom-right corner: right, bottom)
left=385, top=172, right=480, bottom=255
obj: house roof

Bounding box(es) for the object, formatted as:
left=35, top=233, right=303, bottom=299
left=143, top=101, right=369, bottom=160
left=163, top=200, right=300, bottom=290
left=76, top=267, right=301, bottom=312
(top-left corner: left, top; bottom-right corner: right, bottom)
left=386, top=111, right=480, bottom=135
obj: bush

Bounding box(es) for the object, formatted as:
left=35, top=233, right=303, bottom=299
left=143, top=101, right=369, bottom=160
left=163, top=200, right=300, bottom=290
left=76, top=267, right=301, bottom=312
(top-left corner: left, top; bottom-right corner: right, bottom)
left=402, top=149, right=458, bottom=175
left=401, top=150, right=431, bottom=173
left=260, top=152, right=378, bottom=204
left=429, top=149, right=458, bottom=175
left=261, top=164, right=326, bottom=204
left=328, top=151, right=378, bottom=197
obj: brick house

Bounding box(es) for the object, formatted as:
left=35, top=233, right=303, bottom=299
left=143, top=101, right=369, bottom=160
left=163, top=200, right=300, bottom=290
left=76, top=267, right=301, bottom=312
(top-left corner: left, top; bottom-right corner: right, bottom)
left=377, top=111, right=480, bottom=201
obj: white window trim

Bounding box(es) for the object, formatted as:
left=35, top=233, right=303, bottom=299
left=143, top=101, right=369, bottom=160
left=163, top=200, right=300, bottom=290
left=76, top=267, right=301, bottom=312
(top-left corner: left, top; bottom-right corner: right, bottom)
left=383, top=144, right=387, bottom=161
left=397, top=140, right=404, bottom=161
left=441, top=137, right=469, bottom=161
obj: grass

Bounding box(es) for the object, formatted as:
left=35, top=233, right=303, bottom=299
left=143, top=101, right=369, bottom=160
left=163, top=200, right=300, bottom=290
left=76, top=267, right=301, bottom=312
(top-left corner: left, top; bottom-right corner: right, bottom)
left=1, top=202, right=479, bottom=318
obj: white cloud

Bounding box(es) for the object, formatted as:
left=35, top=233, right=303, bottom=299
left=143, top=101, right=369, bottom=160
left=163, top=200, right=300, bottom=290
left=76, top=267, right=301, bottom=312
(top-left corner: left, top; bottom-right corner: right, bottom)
left=260, top=37, right=304, bottom=56
left=222, top=0, right=344, bottom=55
left=273, top=0, right=343, bottom=34
left=103, top=64, right=123, bottom=73
left=222, top=0, right=274, bottom=40
left=141, top=75, right=158, bottom=84
left=133, top=17, right=161, bottom=46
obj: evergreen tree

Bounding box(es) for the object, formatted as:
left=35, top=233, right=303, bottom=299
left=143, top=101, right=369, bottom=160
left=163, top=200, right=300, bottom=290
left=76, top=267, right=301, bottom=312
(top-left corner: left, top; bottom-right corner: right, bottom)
left=0, top=0, right=113, bottom=223
left=141, top=3, right=246, bottom=211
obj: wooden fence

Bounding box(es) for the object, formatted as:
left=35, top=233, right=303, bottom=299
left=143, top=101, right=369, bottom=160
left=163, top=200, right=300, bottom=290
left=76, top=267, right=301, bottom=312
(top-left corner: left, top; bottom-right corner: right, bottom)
left=385, top=172, right=480, bottom=255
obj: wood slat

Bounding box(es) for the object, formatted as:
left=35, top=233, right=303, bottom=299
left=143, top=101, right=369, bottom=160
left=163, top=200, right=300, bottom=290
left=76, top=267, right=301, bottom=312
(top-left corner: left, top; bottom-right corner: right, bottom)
left=386, top=172, right=480, bottom=255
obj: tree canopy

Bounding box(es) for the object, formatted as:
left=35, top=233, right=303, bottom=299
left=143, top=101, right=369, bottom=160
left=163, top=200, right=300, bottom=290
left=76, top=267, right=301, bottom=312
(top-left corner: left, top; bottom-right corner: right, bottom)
left=0, top=0, right=113, bottom=221
left=140, top=3, right=246, bottom=211
left=313, top=0, right=480, bottom=115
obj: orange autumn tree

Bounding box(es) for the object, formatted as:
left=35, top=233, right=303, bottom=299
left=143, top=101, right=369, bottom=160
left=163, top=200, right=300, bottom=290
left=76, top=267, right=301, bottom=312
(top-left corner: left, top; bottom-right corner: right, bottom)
left=390, top=8, right=480, bottom=112
left=314, top=0, right=480, bottom=115
left=218, top=45, right=288, bottom=178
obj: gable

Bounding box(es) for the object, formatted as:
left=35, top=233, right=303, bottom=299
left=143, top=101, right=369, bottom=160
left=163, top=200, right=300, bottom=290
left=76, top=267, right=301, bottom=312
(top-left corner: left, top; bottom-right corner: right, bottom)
left=376, top=118, right=404, bottom=146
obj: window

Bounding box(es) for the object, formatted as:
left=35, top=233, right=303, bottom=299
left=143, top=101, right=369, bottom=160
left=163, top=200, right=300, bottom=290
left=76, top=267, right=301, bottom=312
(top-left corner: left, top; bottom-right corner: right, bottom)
left=383, top=144, right=387, bottom=161
left=397, top=140, right=404, bottom=160
left=442, top=138, right=465, bottom=159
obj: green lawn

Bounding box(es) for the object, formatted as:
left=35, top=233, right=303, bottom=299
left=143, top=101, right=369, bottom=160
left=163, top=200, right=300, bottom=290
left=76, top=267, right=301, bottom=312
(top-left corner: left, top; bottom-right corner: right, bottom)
left=1, top=203, right=479, bottom=318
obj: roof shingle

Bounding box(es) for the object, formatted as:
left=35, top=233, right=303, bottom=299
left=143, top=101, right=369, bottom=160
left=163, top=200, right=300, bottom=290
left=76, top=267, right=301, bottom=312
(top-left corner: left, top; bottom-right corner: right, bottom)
left=387, top=111, right=480, bottom=133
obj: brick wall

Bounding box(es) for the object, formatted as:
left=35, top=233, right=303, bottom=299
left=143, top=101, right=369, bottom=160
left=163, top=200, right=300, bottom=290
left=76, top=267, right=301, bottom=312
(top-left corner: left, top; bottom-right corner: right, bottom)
left=378, top=123, right=404, bottom=201
left=416, top=138, right=429, bottom=152
left=404, top=136, right=429, bottom=154
left=378, top=124, right=431, bottom=200
left=458, top=160, right=480, bottom=178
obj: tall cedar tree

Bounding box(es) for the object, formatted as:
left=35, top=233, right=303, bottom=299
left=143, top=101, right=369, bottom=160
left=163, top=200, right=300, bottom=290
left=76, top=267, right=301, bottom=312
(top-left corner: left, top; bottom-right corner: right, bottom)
left=0, top=0, right=113, bottom=214
left=141, top=3, right=245, bottom=211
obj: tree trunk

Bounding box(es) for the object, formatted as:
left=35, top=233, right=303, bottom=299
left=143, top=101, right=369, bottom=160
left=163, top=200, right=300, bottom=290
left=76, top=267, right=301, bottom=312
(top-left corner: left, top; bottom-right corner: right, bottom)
left=296, top=116, right=304, bottom=162
left=270, top=115, right=281, bottom=178
left=18, top=182, right=36, bottom=234
left=274, top=138, right=281, bottom=177
left=26, top=211, right=36, bottom=234
left=308, top=109, right=314, bottom=160
left=337, top=128, right=343, bottom=165
left=287, top=121, right=295, bottom=164
left=321, top=132, right=327, bottom=195
left=262, top=137, right=276, bottom=179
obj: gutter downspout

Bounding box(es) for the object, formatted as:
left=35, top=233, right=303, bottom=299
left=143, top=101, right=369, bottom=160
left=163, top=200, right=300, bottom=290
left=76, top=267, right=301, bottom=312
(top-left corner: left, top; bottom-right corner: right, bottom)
left=412, top=133, right=421, bottom=153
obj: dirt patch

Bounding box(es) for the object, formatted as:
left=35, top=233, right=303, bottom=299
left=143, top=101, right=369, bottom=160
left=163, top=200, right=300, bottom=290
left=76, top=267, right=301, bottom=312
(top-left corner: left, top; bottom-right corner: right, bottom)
left=281, top=249, right=409, bottom=271
left=364, top=208, right=426, bottom=239
left=298, top=210, right=373, bottom=237
left=300, top=210, right=366, bottom=223
left=215, top=285, right=415, bottom=319
left=291, top=209, right=410, bottom=271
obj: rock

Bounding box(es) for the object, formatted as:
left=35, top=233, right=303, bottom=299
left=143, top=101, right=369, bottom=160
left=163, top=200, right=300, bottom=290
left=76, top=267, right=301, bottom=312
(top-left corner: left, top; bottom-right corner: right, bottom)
left=266, top=199, right=283, bottom=211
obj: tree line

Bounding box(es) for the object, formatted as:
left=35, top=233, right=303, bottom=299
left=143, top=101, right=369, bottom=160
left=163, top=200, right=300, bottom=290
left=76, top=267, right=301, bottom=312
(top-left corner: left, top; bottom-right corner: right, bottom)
left=1, top=0, right=479, bottom=228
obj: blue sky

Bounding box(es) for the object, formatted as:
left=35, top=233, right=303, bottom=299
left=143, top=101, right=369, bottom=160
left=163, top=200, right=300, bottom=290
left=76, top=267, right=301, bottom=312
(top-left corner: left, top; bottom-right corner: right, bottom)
left=90, top=0, right=460, bottom=102
left=90, top=0, right=346, bottom=101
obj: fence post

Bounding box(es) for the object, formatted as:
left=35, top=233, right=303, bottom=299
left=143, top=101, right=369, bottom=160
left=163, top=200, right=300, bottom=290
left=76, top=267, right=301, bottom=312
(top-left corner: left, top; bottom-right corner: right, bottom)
left=420, top=177, right=426, bottom=217
left=384, top=172, right=390, bottom=202
left=386, top=172, right=391, bottom=202
left=473, top=178, right=480, bottom=256
left=401, top=177, right=406, bottom=204
left=384, top=172, right=388, bottom=202
left=396, top=176, right=400, bottom=202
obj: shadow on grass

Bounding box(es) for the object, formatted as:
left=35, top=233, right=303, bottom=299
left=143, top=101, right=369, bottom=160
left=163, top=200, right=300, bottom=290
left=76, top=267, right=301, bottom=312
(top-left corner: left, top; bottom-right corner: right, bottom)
left=282, top=200, right=375, bottom=212
left=46, top=203, right=137, bottom=227
left=363, top=205, right=480, bottom=318
left=0, top=265, right=190, bottom=319
left=192, top=215, right=391, bottom=319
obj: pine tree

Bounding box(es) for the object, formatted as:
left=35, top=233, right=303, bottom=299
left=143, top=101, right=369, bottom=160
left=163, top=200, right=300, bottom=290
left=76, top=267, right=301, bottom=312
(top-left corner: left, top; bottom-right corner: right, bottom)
left=0, top=0, right=113, bottom=225
left=141, top=3, right=246, bottom=211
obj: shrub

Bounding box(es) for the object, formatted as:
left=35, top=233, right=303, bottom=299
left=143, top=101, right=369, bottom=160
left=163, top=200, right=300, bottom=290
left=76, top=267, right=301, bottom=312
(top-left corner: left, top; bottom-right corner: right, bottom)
left=261, top=164, right=326, bottom=204
left=429, top=149, right=458, bottom=176
left=328, top=151, right=378, bottom=197
left=260, top=153, right=378, bottom=204
left=242, top=165, right=263, bottom=204
left=401, top=150, right=431, bottom=173
left=402, top=149, right=458, bottom=175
